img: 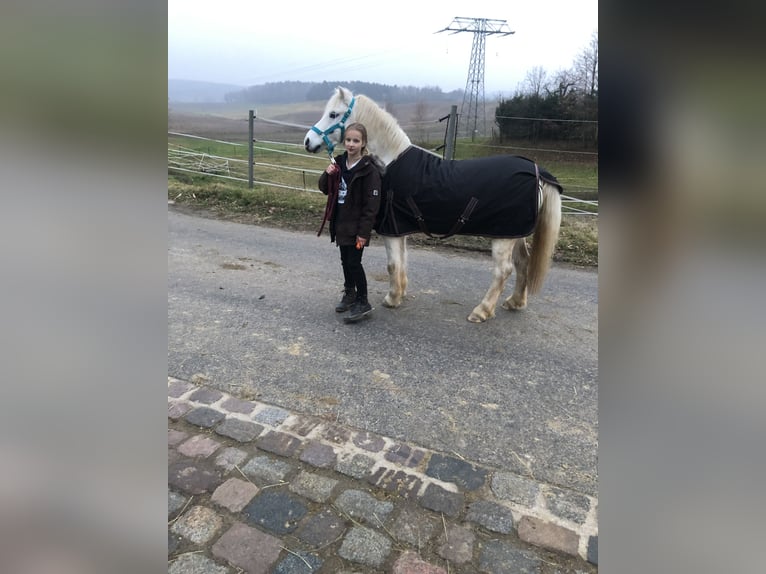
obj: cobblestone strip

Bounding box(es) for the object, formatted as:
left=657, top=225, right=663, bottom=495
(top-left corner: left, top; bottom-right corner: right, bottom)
left=168, top=377, right=598, bottom=564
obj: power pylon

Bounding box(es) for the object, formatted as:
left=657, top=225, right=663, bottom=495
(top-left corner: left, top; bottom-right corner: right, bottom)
left=437, top=17, right=514, bottom=138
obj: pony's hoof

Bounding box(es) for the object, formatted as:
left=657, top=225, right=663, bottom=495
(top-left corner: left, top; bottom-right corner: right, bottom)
left=503, top=296, right=527, bottom=311
left=382, top=295, right=401, bottom=308
left=467, top=308, right=492, bottom=323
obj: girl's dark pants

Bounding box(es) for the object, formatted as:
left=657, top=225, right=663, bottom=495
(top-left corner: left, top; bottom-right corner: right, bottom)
left=339, top=245, right=367, bottom=302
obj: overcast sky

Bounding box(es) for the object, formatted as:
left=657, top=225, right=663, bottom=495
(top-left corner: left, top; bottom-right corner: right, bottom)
left=168, top=0, right=597, bottom=97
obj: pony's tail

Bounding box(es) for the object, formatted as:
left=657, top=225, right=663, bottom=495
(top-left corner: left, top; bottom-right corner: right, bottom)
left=527, top=183, right=562, bottom=294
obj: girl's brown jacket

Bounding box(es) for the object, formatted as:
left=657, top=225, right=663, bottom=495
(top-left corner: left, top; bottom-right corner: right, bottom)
left=318, top=153, right=382, bottom=246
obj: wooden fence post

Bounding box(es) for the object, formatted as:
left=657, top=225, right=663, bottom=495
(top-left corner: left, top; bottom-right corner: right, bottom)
left=444, top=105, right=458, bottom=161
left=248, top=110, right=254, bottom=189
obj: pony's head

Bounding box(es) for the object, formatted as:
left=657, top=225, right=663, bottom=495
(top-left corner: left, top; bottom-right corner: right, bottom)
left=304, top=87, right=356, bottom=156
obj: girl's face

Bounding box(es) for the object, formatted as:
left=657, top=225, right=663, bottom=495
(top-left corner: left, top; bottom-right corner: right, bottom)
left=344, top=129, right=365, bottom=158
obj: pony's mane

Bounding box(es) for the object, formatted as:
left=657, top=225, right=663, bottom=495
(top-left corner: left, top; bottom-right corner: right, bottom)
left=352, top=94, right=411, bottom=159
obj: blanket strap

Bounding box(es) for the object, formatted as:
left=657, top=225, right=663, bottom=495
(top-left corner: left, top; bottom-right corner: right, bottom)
left=379, top=189, right=399, bottom=236
left=405, top=196, right=480, bottom=240
left=446, top=197, right=480, bottom=239
left=404, top=197, right=432, bottom=237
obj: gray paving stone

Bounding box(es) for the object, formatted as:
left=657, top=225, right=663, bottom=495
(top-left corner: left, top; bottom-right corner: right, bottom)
left=517, top=516, right=579, bottom=557
left=319, top=422, right=353, bottom=444
left=587, top=535, right=598, bottom=565
left=479, top=539, right=542, bottom=574
left=437, top=524, right=475, bottom=563
left=168, top=490, right=187, bottom=517
left=389, top=505, right=438, bottom=548
left=189, top=388, right=224, bottom=404
left=543, top=486, right=591, bottom=524
left=253, top=406, right=290, bottom=426
left=353, top=431, right=385, bottom=452
left=295, top=509, right=346, bottom=548
left=168, top=429, right=188, bottom=446
left=168, top=532, right=182, bottom=556
left=385, top=443, right=425, bottom=468
left=185, top=406, right=226, bottom=428
left=273, top=550, right=323, bottom=573
left=214, top=418, right=264, bottom=442
left=491, top=472, right=540, bottom=507
left=169, top=553, right=230, bottom=574
left=289, top=471, right=338, bottom=503
left=214, top=447, right=248, bottom=472
left=212, top=521, right=282, bottom=574
left=241, top=455, right=294, bottom=485
left=466, top=500, right=515, bottom=534
left=170, top=505, right=223, bottom=544
left=221, top=396, right=256, bottom=415
left=168, top=449, right=185, bottom=465
left=168, top=380, right=194, bottom=398
left=338, top=525, right=392, bottom=568
left=368, top=467, right=422, bottom=499
left=177, top=434, right=222, bottom=458
left=426, top=453, right=488, bottom=491
left=211, top=477, right=259, bottom=512
left=257, top=430, right=302, bottom=457
left=393, top=552, right=447, bottom=574
left=419, top=483, right=464, bottom=517
left=300, top=441, right=337, bottom=468
left=168, top=401, right=192, bottom=420
left=168, top=460, right=223, bottom=494
left=242, top=490, right=308, bottom=534
left=335, top=489, right=394, bottom=524
left=335, top=453, right=375, bottom=479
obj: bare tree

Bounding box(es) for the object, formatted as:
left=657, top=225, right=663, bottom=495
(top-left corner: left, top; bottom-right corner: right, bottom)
left=573, top=31, right=598, bottom=97
left=547, top=69, right=577, bottom=99
left=411, top=100, right=428, bottom=143
left=520, top=66, right=548, bottom=97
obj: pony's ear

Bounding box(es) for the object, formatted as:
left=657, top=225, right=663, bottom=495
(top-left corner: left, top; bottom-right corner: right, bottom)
left=337, top=86, right=352, bottom=103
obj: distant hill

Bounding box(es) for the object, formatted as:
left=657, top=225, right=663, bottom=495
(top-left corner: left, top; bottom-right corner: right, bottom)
left=169, top=79, right=464, bottom=106
left=168, top=79, right=246, bottom=103
left=225, top=81, right=462, bottom=105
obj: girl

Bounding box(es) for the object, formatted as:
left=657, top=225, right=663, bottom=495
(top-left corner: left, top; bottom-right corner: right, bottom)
left=318, top=122, right=381, bottom=322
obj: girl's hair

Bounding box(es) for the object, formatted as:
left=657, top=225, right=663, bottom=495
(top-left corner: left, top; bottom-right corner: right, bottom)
left=344, top=122, right=369, bottom=155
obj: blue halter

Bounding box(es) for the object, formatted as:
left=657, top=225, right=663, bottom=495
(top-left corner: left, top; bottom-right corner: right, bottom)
left=310, top=97, right=356, bottom=156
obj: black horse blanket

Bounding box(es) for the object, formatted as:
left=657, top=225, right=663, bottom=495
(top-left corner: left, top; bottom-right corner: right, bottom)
left=375, top=146, right=562, bottom=238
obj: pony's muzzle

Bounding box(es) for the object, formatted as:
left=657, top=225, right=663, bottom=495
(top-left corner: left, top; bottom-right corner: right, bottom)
left=304, top=137, right=320, bottom=153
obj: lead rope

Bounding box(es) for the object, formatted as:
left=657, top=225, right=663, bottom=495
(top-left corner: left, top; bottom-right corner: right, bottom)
left=317, top=161, right=340, bottom=237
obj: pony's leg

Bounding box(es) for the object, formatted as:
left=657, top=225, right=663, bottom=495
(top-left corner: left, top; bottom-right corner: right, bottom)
left=502, top=239, right=530, bottom=310
left=468, top=239, right=516, bottom=323
left=382, top=236, right=408, bottom=308
left=400, top=236, right=408, bottom=297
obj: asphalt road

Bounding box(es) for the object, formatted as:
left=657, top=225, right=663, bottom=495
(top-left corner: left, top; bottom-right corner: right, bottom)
left=168, top=208, right=598, bottom=497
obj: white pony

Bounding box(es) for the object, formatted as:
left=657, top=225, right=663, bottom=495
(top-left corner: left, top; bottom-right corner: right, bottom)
left=305, top=87, right=562, bottom=323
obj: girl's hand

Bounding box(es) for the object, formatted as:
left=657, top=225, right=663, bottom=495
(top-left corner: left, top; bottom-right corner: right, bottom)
left=325, top=163, right=339, bottom=175
left=355, top=236, right=366, bottom=249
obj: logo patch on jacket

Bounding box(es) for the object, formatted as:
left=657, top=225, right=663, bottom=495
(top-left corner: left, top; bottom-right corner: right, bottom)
left=373, top=189, right=379, bottom=196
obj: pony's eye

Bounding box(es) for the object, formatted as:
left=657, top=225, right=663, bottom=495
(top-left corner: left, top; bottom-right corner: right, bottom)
left=329, top=112, right=339, bottom=119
